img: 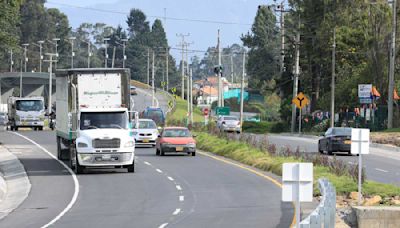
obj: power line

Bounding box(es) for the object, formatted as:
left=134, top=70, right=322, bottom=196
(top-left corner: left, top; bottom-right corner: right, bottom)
left=46, top=1, right=252, bottom=26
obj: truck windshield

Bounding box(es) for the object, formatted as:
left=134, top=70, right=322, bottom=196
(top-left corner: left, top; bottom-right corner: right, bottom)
left=80, top=112, right=127, bottom=130
left=16, top=100, right=44, bottom=112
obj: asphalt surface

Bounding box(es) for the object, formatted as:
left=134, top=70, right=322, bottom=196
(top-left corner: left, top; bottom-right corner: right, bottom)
left=266, top=134, right=400, bottom=186
left=0, top=90, right=293, bottom=228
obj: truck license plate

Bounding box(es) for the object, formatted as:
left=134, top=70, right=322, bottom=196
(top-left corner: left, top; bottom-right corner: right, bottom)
left=143, top=139, right=149, bottom=143
left=176, top=147, right=184, bottom=152
left=344, top=140, right=351, bottom=145
left=102, top=154, right=111, bottom=160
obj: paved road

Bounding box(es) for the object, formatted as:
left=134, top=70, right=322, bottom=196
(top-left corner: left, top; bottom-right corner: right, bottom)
left=0, top=91, right=293, bottom=228
left=267, top=134, right=400, bottom=186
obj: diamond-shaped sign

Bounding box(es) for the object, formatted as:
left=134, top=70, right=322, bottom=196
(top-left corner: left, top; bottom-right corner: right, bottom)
left=292, top=92, right=309, bottom=109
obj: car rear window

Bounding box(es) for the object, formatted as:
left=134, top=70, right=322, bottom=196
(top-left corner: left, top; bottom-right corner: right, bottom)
left=138, top=120, right=156, bottom=129
left=162, top=129, right=191, bottom=137
left=332, top=128, right=351, bottom=136
left=224, top=116, right=238, bottom=121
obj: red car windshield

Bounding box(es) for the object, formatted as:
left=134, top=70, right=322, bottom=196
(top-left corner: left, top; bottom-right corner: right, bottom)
left=162, top=129, right=191, bottom=137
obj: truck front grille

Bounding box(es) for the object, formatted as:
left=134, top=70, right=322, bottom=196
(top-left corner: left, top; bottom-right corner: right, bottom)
left=92, top=138, right=120, bottom=148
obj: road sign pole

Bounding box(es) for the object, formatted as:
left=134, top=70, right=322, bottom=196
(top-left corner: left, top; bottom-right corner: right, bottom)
left=296, top=163, right=301, bottom=228
left=358, top=153, right=362, bottom=205
left=298, top=108, right=302, bottom=134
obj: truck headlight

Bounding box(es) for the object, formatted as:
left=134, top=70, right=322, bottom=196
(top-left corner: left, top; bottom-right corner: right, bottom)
left=80, top=154, right=92, bottom=162
left=124, top=141, right=135, bottom=148
left=77, top=142, right=88, bottom=148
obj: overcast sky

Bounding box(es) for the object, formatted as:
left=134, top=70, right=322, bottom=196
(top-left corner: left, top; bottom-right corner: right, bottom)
left=45, top=0, right=276, bottom=60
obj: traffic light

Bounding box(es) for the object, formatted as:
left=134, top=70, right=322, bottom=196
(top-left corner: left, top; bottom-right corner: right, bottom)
left=213, top=65, right=223, bottom=75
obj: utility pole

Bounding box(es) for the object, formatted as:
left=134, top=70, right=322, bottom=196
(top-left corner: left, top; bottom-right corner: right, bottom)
left=388, top=0, right=397, bottom=129
left=104, top=38, right=110, bottom=68
left=38, top=41, right=44, bottom=72
left=190, top=68, right=193, bottom=124
left=22, top=43, right=29, bottom=72
left=84, top=40, right=92, bottom=68
left=122, top=38, right=128, bottom=68
left=330, top=28, right=336, bottom=128
left=152, top=51, right=155, bottom=106
left=69, top=37, right=76, bottom=68
left=51, top=38, right=60, bottom=69
left=187, top=67, right=190, bottom=123
left=230, top=54, right=234, bottom=83
left=20, top=59, right=23, bottom=97
left=177, top=33, right=190, bottom=98
left=44, top=53, right=57, bottom=115
left=147, top=48, right=150, bottom=85
left=291, top=19, right=301, bottom=134
left=217, top=29, right=222, bottom=107
left=240, top=51, right=246, bottom=127
left=111, top=46, right=116, bottom=68
left=279, top=2, right=286, bottom=75
left=166, top=47, right=169, bottom=92
left=9, top=49, right=13, bottom=72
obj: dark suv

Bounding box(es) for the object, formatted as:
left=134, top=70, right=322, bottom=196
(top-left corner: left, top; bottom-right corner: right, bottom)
left=141, top=107, right=165, bottom=126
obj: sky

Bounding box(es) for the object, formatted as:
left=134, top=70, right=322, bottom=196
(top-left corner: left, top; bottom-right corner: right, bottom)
left=45, top=0, right=276, bottom=61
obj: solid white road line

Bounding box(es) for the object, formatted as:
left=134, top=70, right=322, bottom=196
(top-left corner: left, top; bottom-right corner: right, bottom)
left=179, top=195, right=184, bottom=202
left=144, top=161, right=151, bottom=166
left=176, top=185, right=182, bottom=191
left=172, top=208, right=181, bottom=215
left=159, top=223, right=168, bottom=228
left=167, top=176, right=174, bottom=181
left=156, top=169, right=163, bottom=173
left=375, top=168, right=389, bottom=173
left=12, top=132, right=80, bottom=228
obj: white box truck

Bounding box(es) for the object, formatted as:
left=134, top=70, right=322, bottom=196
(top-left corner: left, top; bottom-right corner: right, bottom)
left=56, top=68, right=135, bottom=174
left=7, top=96, right=45, bottom=131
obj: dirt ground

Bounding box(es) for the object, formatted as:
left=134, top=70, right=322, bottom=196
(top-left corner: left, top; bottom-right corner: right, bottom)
left=370, top=132, right=400, bottom=147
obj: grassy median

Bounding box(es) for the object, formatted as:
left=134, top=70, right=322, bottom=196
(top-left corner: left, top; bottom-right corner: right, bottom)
left=166, top=97, right=204, bottom=124
left=195, top=132, right=400, bottom=198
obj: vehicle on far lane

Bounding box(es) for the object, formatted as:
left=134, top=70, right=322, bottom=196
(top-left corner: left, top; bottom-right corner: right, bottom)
left=130, top=85, right=137, bottom=95
left=132, top=119, right=159, bottom=147
left=0, top=112, right=8, bottom=127
left=318, top=127, right=352, bottom=155
left=141, top=106, right=165, bottom=127
left=217, top=115, right=241, bottom=133
left=156, top=127, right=196, bottom=156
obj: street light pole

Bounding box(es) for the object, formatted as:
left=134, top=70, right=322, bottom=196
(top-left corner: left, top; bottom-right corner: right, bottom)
left=152, top=50, right=155, bottom=106
left=122, top=38, right=128, bottom=68
left=22, top=43, right=29, bottom=72
left=330, top=28, right=336, bottom=128
left=52, top=38, right=60, bottom=69
left=291, top=19, right=301, bottom=134
left=388, top=0, right=397, bottom=129
left=9, top=49, right=13, bottom=72
left=44, top=53, right=57, bottom=115
left=240, top=51, right=246, bottom=128
left=166, top=46, right=169, bottom=92
left=69, top=37, right=76, bottom=68
left=38, top=41, right=44, bottom=72
left=104, top=38, right=110, bottom=68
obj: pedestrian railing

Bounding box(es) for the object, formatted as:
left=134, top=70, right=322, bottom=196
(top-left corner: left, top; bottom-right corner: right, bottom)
left=300, top=178, right=336, bottom=228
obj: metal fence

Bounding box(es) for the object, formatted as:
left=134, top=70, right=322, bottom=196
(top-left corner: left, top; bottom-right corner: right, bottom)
left=300, top=178, right=336, bottom=228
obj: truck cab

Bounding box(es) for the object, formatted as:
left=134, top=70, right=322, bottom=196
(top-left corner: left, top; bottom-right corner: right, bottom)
left=7, top=96, right=45, bottom=131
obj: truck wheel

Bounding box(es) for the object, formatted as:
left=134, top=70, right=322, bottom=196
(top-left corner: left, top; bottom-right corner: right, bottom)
left=14, top=126, right=18, bottom=131
left=74, top=155, right=84, bottom=174
left=127, top=163, right=135, bottom=173
left=39, top=127, right=43, bottom=131
left=191, top=151, right=196, bottom=156
left=57, top=137, right=62, bottom=160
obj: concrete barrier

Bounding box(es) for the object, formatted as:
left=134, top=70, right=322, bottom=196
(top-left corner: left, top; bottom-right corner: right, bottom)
left=352, top=206, right=400, bottom=228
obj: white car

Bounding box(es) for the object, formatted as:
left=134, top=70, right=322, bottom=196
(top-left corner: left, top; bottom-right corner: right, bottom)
left=217, top=116, right=241, bottom=133
left=132, top=119, right=159, bottom=147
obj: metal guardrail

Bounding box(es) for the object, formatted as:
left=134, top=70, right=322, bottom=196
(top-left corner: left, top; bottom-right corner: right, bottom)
left=300, top=178, right=336, bottom=228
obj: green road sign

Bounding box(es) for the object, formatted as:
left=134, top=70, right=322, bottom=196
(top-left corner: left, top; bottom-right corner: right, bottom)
left=216, top=107, right=230, bottom=116
left=171, top=87, right=177, bottom=93
left=168, top=100, right=173, bottom=108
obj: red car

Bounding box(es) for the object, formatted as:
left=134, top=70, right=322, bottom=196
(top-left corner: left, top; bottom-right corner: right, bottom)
left=156, top=127, right=196, bottom=156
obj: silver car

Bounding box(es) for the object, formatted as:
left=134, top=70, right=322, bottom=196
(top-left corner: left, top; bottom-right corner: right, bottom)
left=217, top=116, right=241, bottom=133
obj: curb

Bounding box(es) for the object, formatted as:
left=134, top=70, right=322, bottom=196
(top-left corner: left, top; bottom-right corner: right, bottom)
left=0, top=145, right=31, bottom=220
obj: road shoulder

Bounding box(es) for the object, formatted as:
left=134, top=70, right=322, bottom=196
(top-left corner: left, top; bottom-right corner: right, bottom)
left=0, top=144, right=31, bottom=220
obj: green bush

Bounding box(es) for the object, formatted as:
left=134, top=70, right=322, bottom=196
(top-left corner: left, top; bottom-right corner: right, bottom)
left=195, top=132, right=400, bottom=198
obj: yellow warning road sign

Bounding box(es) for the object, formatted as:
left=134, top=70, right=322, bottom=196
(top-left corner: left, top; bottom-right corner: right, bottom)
left=292, top=92, right=309, bottom=109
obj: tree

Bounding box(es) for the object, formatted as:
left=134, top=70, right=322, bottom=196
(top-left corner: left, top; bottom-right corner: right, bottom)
left=241, top=5, right=280, bottom=91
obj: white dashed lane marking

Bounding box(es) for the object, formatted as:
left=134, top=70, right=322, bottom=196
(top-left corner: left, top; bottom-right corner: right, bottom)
left=159, top=223, right=168, bottom=228
left=144, top=161, right=151, bottom=166
left=179, top=195, right=184, bottom=202
left=375, top=168, right=389, bottom=173
left=156, top=169, right=163, bottom=173
left=167, top=176, right=174, bottom=181
left=176, top=185, right=182, bottom=191
left=172, top=208, right=181, bottom=216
